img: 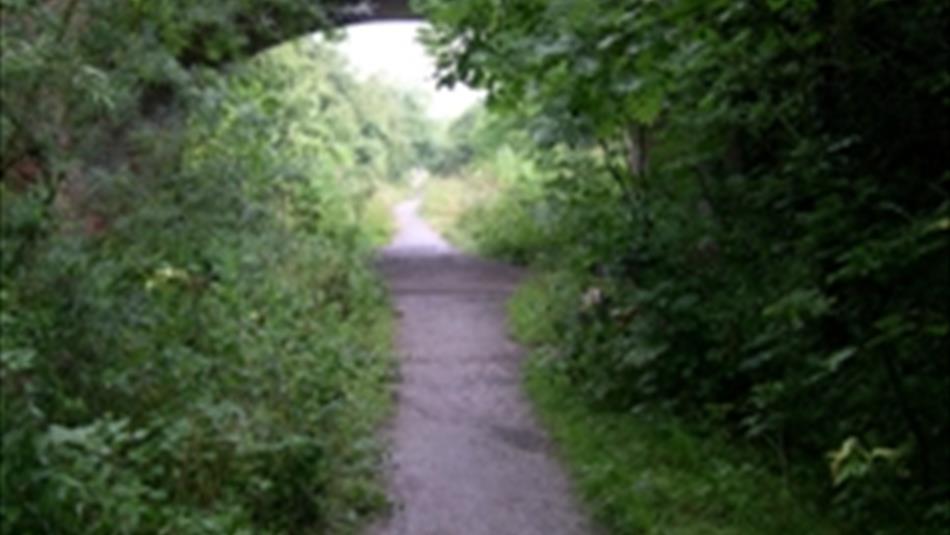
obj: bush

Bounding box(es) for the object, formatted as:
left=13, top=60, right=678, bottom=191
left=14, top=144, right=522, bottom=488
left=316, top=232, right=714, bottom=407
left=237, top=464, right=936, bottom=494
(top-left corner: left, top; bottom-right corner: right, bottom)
left=0, top=34, right=424, bottom=534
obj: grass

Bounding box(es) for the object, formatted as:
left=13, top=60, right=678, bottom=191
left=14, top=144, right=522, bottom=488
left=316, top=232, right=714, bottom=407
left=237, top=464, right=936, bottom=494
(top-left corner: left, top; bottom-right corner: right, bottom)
left=509, top=274, right=841, bottom=535
left=363, top=180, right=411, bottom=247
left=419, top=175, right=500, bottom=251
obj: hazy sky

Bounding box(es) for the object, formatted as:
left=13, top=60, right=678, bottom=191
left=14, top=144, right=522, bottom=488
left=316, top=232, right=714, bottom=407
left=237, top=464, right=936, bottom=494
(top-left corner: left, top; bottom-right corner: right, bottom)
left=332, top=21, right=483, bottom=120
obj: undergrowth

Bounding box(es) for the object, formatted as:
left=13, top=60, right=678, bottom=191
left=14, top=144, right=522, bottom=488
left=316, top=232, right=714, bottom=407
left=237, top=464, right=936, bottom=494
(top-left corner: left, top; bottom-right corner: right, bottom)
left=364, top=181, right=412, bottom=246
left=419, top=176, right=496, bottom=251
left=510, top=275, right=840, bottom=535
left=0, top=37, right=424, bottom=534
left=421, top=175, right=553, bottom=261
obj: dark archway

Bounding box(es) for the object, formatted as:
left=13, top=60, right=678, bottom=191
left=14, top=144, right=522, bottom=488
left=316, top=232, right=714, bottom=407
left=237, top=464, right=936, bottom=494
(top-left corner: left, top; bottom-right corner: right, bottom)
left=179, top=1, right=422, bottom=69
left=338, top=0, right=422, bottom=23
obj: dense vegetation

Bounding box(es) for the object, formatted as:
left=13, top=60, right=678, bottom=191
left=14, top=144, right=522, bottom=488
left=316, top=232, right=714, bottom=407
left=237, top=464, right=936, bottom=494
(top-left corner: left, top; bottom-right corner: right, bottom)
left=419, top=0, right=949, bottom=532
left=506, top=274, right=838, bottom=534
left=1, top=2, right=436, bottom=532
left=3, top=0, right=947, bottom=532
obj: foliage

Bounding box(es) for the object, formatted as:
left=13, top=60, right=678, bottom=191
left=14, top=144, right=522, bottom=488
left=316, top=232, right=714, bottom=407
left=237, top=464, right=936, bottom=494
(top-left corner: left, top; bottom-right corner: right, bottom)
left=420, top=0, right=950, bottom=531
left=422, top=106, right=554, bottom=260
left=419, top=176, right=493, bottom=251
left=1, top=2, right=432, bottom=531
left=429, top=105, right=534, bottom=177
left=513, top=274, right=838, bottom=534
left=364, top=180, right=413, bottom=247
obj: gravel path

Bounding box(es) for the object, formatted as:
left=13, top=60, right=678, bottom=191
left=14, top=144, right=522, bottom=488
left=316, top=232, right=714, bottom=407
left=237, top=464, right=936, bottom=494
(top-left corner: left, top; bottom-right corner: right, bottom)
left=369, top=199, right=592, bottom=535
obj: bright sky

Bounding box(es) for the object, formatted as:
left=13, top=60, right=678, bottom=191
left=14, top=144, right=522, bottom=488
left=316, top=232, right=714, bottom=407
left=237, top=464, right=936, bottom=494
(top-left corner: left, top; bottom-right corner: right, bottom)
left=331, top=21, right=483, bottom=120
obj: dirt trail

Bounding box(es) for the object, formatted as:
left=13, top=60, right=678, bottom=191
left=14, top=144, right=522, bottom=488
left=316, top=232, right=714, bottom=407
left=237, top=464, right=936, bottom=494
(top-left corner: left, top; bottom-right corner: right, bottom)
left=370, top=199, right=592, bottom=535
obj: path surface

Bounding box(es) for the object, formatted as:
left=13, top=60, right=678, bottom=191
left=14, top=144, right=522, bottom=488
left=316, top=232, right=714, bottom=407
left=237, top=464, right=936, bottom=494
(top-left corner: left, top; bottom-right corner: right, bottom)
left=370, top=199, right=592, bottom=535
